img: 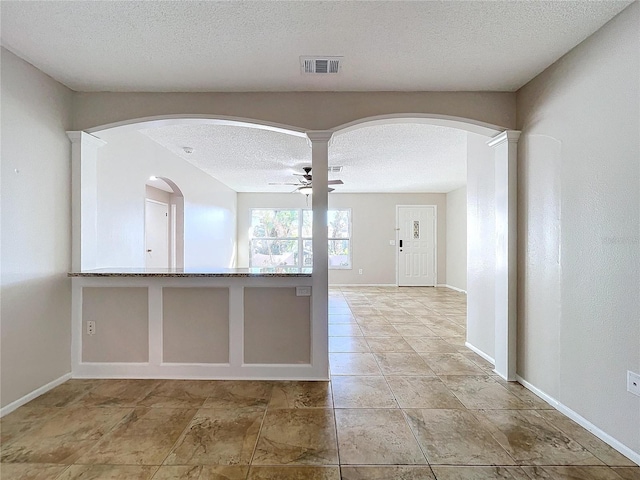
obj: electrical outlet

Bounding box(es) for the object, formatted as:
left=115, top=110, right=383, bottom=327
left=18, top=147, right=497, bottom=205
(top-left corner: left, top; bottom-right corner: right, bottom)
left=296, top=286, right=311, bottom=297
left=358, top=269, right=363, bottom=275
left=86, top=321, right=96, bottom=336
left=628, top=371, right=640, bottom=396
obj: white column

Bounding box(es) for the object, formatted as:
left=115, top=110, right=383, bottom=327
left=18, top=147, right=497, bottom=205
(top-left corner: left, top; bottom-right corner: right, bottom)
left=67, top=131, right=106, bottom=271
left=307, top=130, right=333, bottom=380
left=488, top=130, right=521, bottom=381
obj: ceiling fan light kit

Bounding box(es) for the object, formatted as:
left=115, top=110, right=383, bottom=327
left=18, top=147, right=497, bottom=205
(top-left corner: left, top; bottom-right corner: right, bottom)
left=269, top=166, right=344, bottom=195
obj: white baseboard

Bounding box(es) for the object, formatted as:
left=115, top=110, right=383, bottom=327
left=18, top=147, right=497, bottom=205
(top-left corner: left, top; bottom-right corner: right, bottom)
left=437, top=284, right=467, bottom=294
left=0, top=372, right=72, bottom=418
left=465, top=341, right=495, bottom=364
left=516, top=375, right=640, bottom=466
left=329, top=284, right=397, bottom=287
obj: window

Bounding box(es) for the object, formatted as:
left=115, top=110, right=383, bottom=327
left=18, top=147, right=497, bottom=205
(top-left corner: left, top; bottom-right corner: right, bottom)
left=250, top=208, right=351, bottom=269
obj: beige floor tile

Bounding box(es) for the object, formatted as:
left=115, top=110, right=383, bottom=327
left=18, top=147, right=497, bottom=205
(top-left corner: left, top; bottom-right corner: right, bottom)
left=328, top=314, right=356, bottom=324
left=340, top=465, right=436, bottom=479
left=404, top=408, right=515, bottom=465
left=329, top=353, right=382, bottom=375
left=269, top=381, right=332, bottom=409
left=0, top=463, right=68, bottom=480
left=431, top=466, right=530, bottom=479
left=252, top=409, right=338, bottom=465
left=1, top=406, right=132, bottom=464
left=420, top=353, right=485, bottom=375
left=462, top=352, right=496, bottom=373
left=354, top=315, right=389, bottom=326
left=490, top=378, right=553, bottom=409
left=536, top=410, right=638, bottom=466
left=358, top=324, right=401, bottom=336
left=329, top=336, right=370, bottom=353
left=426, top=322, right=466, bottom=337
left=139, top=380, right=215, bottom=409
left=328, top=324, right=363, bottom=337
left=331, top=376, right=397, bottom=408
left=473, top=410, right=601, bottom=466
left=151, top=465, right=249, bottom=479
left=201, top=381, right=273, bottom=408
left=440, top=375, right=534, bottom=409
left=78, top=407, right=196, bottom=465
left=521, top=466, right=629, bottom=479
left=366, top=336, right=415, bottom=352
left=24, top=380, right=97, bottom=408
left=71, top=379, right=160, bottom=408
left=373, top=353, right=435, bottom=376
left=611, top=467, right=640, bottom=479
left=163, top=407, right=262, bottom=465
left=391, top=324, right=438, bottom=337
left=0, top=407, right=62, bottom=446
left=56, top=465, right=158, bottom=479
left=335, top=409, right=426, bottom=465
left=383, top=314, right=423, bottom=324
left=386, top=376, right=464, bottom=409
left=404, top=336, right=460, bottom=353
left=248, top=466, right=340, bottom=479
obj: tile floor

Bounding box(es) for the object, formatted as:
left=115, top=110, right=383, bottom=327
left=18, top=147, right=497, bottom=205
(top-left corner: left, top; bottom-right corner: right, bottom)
left=1, top=286, right=638, bottom=479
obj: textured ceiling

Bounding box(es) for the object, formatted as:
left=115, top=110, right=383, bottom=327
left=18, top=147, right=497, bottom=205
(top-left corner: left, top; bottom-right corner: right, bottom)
left=1, top=0, right=632, bottom=92
left=138, top=123, right=467, bottom=193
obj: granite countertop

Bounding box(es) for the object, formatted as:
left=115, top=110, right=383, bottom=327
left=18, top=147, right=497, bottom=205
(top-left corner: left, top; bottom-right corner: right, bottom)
left=68, top=267, right=312, bottom=277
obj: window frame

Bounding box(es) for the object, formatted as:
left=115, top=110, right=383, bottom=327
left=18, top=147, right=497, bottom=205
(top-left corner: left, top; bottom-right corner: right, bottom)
left=249, top=208, right=352, bottom=270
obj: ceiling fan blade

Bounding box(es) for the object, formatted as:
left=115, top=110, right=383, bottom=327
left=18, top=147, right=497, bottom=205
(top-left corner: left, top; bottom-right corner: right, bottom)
left=328, top=187, right=335, bottom=193
left=327, top=179, right=344, bottom=185
left=269, top=182, right=302, bottom=186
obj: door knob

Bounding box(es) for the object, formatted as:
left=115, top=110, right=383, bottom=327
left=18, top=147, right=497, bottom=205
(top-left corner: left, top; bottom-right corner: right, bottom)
left=146, top=249, right=152, bottom=252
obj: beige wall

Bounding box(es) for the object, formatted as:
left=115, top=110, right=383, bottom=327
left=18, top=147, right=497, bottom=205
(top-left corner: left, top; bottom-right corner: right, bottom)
left=1, top=48, right=74, bottom=408
left=72, top=92, right=516, bottom=132
left=445, top=186, right=467, bottom=291
left=237, top=192, right=447, bottom=285
left=517, top=2, right=639, bottom=455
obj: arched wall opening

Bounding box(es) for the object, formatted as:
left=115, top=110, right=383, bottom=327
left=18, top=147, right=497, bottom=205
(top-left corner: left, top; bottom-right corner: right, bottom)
left=70, top=112, right=517, bottom=380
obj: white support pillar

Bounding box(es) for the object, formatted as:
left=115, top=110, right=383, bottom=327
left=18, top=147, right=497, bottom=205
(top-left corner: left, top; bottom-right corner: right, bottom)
left=67, top=131, right=106, bottom=272
left=488, top=130, right=521, bottom=381
left=307, top=130, right=333, bottom=380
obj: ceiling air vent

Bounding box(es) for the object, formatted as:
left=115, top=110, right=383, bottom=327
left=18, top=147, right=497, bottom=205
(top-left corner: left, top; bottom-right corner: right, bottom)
left=301, top=56, right=343, bottom=74
left=328, top=166, right=343, bottom=173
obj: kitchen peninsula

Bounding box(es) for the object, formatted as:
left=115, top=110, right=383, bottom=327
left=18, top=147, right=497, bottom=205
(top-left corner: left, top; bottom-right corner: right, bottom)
left=69, top=267, right=325, bottom=380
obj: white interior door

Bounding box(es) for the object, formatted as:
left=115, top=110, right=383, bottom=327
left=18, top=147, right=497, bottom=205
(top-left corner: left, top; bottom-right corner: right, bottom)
left=397, top=205, right=436, bottom=286
left=145, top=199, right=169, bottom=269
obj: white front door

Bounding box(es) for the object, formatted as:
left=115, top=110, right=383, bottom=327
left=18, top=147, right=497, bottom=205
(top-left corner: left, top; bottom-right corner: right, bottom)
left=145, top=199, right=169, bottom=269
left=397, top=205, right=436, bottom=286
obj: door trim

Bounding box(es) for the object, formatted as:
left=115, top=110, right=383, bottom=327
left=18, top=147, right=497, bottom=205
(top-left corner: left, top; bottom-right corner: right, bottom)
left=395, top=204, right=437, bottom=287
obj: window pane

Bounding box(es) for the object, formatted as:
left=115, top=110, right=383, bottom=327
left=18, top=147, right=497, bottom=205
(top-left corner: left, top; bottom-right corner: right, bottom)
left=302, top=239, right=313, bottom=267
left=250, top=239, right=298, bottom=266
left=329, top=240, right=350, bottom=268
left=302, top=210, right=313, bottom=237
left=328, top=210, right=350, bottom=238
left=251, top=209, right=299, bottom=238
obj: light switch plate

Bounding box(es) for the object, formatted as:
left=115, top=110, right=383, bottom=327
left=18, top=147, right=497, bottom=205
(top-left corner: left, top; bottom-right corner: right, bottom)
left=389, top=240, right=396, bottom=246
left=296, top=286, right=311, bottom=297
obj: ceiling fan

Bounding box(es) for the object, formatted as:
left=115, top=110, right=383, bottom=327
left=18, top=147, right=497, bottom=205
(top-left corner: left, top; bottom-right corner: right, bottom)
left=269, top=167, right=344, bottom=194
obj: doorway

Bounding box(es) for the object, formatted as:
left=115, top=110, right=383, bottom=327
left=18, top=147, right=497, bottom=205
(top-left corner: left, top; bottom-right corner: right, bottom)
left=396, top=205, right=436, bottom=286
left=145, top=199, right=169, bottom=268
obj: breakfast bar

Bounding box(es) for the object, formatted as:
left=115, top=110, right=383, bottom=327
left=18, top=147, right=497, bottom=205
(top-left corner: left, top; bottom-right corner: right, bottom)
left=69, top=268, right=327, bottom=380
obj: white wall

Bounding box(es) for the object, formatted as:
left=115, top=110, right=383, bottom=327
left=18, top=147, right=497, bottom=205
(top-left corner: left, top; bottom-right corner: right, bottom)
left=466, top=133, right=497, bottom=360
left=1, top=48, right=74, bottom=408
left=517, top=1, right=639, bottom=456
left=445, top=186, right=467, bottom=291
left=94, top=130, right=237, bottom=269
left=237, top=192, right=448, bottom=285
